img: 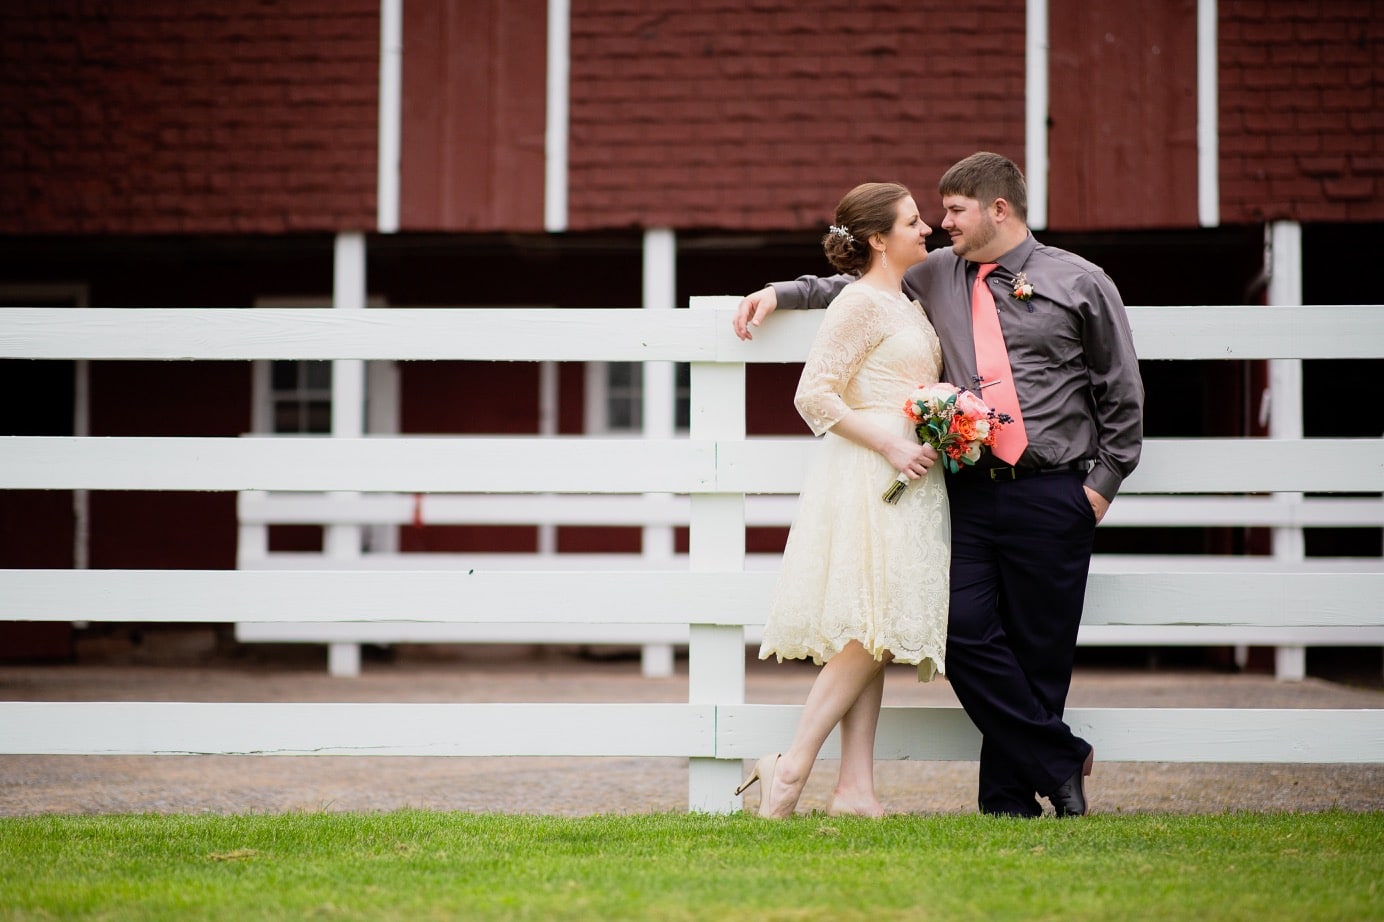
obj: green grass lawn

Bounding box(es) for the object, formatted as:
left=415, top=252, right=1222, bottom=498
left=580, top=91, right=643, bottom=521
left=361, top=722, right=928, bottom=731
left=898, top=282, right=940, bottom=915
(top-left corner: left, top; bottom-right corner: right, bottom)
left=1, top=811, right=1380, bottom=921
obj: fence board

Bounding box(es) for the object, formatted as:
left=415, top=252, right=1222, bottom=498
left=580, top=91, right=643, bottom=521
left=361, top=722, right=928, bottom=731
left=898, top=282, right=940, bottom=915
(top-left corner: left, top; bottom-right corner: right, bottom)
left=714, top=438, right=1384, bottom=494
left=0, top=702, right=714, bottom=757
left=0, top=437, right=717, bottom=493
left=1104, top=305, right=1384, bottom=360
left=0, top=569, right=763, bottom=624
left=2, top=568, right=1378, bottom=627
left=0, top=308, right=718, bottom=362
left=232, top=552, right=1378, bottom=574
left=238, top=492, right=803, bottom=527
left=236, top=492, right=1383, bottom=529
left=1076, top=625, right=1384, bottom=645
left=716, top=706, right=1384, bottom=763
left=706, top=302, right=1384, bottom=362
left=234, top=622, right=713, bottom=644
left=234, top=623, right=1384, bottom=647
left=1101, top=496, right=1384, bottom=528
left=4, top=702, right=1376, bottom=763
left=3, top=436, right=1381, bottom=493
left=4, top=305, right=1382, bottom=363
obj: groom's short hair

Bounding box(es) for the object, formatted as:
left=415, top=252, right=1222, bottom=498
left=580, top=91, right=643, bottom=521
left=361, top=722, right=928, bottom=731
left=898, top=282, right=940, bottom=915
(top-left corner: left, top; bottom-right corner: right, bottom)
left=939, top=152, right=1028, bottom=223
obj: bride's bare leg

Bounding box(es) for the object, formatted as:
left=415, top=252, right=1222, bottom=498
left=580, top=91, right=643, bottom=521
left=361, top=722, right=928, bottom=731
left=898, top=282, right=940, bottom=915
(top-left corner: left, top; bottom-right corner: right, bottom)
left=830, top=666, right=887, bottom=817
left=767, top=641, right=887, bottom=818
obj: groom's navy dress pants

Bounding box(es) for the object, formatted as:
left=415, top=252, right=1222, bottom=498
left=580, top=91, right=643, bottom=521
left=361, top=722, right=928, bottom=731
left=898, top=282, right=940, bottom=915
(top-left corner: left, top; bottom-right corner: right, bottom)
left=945, top=469, right=1097, bottom=817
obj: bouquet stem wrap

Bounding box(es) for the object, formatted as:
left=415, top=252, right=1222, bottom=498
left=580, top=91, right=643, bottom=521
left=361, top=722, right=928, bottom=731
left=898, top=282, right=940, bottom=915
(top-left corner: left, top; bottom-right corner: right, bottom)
left=881, top=473, right=911, bottom=504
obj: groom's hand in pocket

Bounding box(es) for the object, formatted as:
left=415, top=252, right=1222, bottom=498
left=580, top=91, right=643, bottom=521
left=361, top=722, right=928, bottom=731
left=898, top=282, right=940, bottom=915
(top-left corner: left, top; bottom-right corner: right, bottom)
left=1083, top=485, right=1110, bottom=524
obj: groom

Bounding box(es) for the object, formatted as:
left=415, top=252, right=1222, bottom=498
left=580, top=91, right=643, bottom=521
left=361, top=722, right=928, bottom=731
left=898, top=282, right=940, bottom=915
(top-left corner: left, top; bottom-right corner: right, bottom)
left=734, top=152, right=1144, bottom=817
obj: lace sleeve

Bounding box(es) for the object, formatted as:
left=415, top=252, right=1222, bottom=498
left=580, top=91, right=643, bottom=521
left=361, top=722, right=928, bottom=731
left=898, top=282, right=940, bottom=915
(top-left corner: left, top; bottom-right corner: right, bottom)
left=793, top=287, right=886, bottom=436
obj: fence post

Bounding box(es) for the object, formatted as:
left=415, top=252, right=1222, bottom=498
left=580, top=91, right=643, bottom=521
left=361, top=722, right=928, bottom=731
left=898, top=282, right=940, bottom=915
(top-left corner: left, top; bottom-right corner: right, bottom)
left=687, top=297, right=747, bottom=813
left=236, top=491, right=269, bottom=568
left=640, top=229, right=678, bottom=678
left=328, top=232, right=367, bottom=677
left=1268, top=220, right=1306, bottom=681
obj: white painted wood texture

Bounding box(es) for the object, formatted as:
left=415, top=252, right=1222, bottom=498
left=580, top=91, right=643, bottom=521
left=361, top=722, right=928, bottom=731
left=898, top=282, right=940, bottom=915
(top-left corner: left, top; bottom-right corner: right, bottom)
left=238, top=491, right=805, bottom=527
left=718, top=706, right=1384, bottom=763
left=233, top=622, right=1384, bottom=648
left=1, top=302, right=1381, bottom=811
left=0, top=702, right=714, bottom=757
left=3, top=703, right=1379, bottom=764
left=233, top=490, right=1383, bottom=653
left=0, top=308, right=720, bottom=361
left=1, top=569, right=1379, bottom=627
left=4, top=435, right=1381, bottom=493
left=230, top=551, right=1379, bottom=574
left=237, top=492, right=1382, bottom=529
left=686, top=324, right=756, bottom=808
left=4, top=304, right=1384, bottom=360
left=235, top=621, right=725, bottom=645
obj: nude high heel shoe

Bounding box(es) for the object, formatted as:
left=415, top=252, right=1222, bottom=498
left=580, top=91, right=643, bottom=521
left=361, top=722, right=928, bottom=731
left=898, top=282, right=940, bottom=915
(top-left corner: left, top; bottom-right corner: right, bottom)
left=734, top=753, right=786, bottom=818
left=826, top=796, right=886, bottom=819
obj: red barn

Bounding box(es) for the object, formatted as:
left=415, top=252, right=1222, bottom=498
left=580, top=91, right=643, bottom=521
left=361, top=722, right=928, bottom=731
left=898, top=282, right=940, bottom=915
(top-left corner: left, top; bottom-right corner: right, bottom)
left=1, top=0, right=1380, bottom=666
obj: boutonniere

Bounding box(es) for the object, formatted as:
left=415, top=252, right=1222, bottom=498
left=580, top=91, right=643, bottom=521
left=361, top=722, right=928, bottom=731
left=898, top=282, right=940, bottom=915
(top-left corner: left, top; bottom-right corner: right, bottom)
left=1011, top=271, right=1034, bottom=302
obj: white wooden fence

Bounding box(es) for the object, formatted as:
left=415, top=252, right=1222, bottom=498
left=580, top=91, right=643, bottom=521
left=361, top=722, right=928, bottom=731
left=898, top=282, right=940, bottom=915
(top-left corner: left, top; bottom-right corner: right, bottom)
left=234, top=490, right=1384, bottom=678
left=1, top=300, right=1382, bottom=813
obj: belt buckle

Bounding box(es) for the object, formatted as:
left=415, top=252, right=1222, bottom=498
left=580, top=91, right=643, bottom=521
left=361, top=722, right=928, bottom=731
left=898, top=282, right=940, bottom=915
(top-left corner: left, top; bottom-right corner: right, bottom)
left=988, top=466, right=1018, bottom=481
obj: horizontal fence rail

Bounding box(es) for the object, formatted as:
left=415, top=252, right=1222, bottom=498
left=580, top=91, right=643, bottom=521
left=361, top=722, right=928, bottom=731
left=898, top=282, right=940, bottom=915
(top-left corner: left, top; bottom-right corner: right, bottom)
left=716, top=706, right=1384, bottom=764
left=3, top=305, right=1384, bottom=361
left=4, top=703, right=1379, bottom=764
left=2, top=300, right=1382, bottom=811
left=0, top=703, right=717, bottom=758
left=235, top=492, right=1384, bottom=530
left=1, top=569, right=1380, bottom=628
left=2, top=436, right=1381, bottom=494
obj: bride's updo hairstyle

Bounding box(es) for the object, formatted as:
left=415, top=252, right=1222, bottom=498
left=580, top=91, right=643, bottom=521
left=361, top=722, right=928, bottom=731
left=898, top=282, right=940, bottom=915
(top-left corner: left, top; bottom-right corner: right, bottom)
left=822, top=181, right=910, bottom=275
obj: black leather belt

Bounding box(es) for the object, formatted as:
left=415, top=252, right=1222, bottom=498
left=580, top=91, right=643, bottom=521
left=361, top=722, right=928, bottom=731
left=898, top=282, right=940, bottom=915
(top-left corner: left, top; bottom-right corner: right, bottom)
left=959, top=460, right=1091, bottom=482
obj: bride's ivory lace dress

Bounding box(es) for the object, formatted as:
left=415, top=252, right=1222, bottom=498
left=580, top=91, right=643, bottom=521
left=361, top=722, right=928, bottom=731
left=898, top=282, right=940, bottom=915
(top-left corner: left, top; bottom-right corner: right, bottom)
left=759, top=281, right=950, bottom=681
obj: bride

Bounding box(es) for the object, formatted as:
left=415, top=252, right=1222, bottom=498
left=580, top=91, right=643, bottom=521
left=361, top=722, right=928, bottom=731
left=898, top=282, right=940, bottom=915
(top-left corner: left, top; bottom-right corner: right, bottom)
left=736, top=181, right=949, bottom=818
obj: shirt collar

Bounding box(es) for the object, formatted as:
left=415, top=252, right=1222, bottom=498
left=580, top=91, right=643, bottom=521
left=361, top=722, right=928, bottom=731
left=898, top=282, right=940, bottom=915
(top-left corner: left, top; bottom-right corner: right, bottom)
left=994, top=232, right=1037, bottom=276
left=964, top=232, right=1037, bottom=284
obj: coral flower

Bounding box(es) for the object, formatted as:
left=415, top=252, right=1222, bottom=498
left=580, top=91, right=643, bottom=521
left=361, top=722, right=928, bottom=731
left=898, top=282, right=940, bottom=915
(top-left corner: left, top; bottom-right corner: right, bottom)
left=882, top=382, right=1012, bottom=503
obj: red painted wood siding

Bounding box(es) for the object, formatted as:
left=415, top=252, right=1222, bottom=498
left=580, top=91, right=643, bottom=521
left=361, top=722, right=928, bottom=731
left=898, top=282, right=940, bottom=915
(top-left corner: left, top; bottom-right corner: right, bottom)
left=88, top=361, right=251, bottom=569
left=1048, top=0, right=1199, bottom=230
left=399, top=0, right=548, bottom=231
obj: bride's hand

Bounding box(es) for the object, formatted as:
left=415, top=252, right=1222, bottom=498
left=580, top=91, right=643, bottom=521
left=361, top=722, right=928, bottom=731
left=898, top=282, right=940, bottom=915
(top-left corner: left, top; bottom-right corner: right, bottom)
left=884, top=440, right=936, bottom=481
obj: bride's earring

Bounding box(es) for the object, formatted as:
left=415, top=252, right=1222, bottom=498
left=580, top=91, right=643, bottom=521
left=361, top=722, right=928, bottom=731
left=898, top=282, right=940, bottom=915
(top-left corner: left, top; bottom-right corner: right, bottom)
left=882, top=250, right=888, bottom=270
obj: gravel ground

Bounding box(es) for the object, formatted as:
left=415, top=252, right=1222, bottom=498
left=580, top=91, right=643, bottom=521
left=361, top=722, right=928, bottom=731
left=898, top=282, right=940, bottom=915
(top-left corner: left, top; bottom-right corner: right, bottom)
left=2, top=645, right=1381, bottom=817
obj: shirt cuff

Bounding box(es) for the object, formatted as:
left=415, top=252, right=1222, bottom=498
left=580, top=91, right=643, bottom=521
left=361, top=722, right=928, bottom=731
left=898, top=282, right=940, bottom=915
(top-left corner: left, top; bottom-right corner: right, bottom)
left=1085, top=465, right=1122, bottom=503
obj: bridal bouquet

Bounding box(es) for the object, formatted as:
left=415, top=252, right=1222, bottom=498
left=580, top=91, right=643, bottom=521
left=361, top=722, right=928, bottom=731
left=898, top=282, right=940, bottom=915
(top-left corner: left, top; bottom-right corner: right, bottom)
left=881, top=383, right=1012, bottom=504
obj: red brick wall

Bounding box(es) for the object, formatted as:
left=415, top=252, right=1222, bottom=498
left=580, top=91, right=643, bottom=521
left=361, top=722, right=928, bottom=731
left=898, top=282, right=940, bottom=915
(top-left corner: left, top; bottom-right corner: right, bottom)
left=0, top=0, right=379, bottom=235
left=1219, top=0, right=1383, bottom=224
left=566, top=0, right=1028, bottom=232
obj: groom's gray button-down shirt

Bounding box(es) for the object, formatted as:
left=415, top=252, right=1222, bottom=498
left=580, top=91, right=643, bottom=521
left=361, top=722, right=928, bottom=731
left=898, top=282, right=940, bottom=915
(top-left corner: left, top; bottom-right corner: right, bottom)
left=770, top=233, right=1144, bottom=501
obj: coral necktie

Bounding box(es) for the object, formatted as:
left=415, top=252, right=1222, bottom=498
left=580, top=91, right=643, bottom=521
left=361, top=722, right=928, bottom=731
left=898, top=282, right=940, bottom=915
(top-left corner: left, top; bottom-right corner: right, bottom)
left=971, top=263, right=1029, bottom=465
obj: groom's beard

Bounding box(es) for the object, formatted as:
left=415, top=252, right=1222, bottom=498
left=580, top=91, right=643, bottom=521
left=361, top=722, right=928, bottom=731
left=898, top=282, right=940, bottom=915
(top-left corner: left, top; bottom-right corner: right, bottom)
left=950, top=214, right=998, bottom=260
